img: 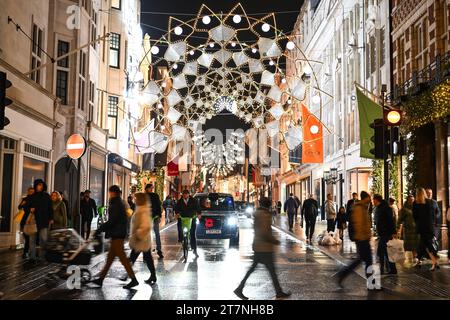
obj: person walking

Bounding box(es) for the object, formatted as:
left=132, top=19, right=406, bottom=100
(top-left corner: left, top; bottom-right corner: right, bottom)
left=163, top=195, right=174, bottom=224
left=333, top=191, right=377, bottom=289
left=92, top=185, right=138, bottom=289
left=413, top=188, right=440, bottom=271
left=373, top=194, right=397, bottom=275
left=396, top=195, right=419, bottom=265
left=19, top=187, right=35, bottom=259
left=234, top=197, right=291, bottom=300
left=301, top=194, right=319, bottom=243
left=174, top=190, right=202, bottom=256
left=29, top=179, right=53, bottom=261
left=276, top=201, right=282, bottom=215
left=50, top=191, right=67, bottom=230
left=425, top=188, right=441, bottom=241
left=389, top=198, right=399, bottom=224
left=145, top=184, right=164, bottom=259
left=346, top=192, right=358, bottom=221
left=335, top=206, right=347, bottom=242
left=325, top=193, right=337, bottom=233
left=59, top=191, right=70, bottom=227
left=284, top=193, right=298, bottom=232
left=80, top=190, right=97, bottom=240
left=124, top=193, right=157, bottom=285
left=294, top=196, right=301, bottom=222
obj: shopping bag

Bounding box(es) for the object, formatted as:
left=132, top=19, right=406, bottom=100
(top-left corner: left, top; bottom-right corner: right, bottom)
left=387, top=238, right=405, bottom=263
left=23, top=213, right=37, bottom=236
left=321, top=233, right=337, bottom=246
left=333, top=230, right=342, bottom=245
left=14, top=209, right=25, bottom=224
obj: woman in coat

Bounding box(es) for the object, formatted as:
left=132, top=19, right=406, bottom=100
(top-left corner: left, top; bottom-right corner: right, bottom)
left=50, top=191, right=67, bottom=230
left=413, top=188, right=439, bottom=271
left=397, top=195, right=418, bottom=264
left=335, top=206, right=347, bottom=241
left=123, top=192, right=157, bottom=285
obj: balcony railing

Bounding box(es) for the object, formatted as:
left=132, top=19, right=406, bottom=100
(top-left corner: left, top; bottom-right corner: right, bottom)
left=386, top=51, right=450, bottom=105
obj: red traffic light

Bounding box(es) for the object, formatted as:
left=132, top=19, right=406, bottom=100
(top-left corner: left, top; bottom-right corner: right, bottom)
left=384, top=109, right=403, bottom=126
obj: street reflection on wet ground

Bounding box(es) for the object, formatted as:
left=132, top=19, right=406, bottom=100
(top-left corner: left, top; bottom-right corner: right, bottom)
left=0, top=217, right=429, bottom=300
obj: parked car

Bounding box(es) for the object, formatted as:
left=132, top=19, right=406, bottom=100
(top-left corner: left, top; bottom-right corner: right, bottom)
left=194, top=193, right=240, bottom=246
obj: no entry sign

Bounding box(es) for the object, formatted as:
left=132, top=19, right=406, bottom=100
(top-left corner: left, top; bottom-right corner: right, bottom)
left=66, top=134, right=86, bottom=159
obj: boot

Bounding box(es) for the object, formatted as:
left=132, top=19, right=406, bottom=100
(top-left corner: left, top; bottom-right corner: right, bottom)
left=276, top=291, right=292, bottom=299
left=157, top=251, right=164, bottom=259
left=233, top=287, right=249, bottom=300
left=123, top=277, right=139, bottom=289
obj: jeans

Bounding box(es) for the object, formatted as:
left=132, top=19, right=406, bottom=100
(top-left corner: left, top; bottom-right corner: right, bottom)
left=177, top=218, right=182, bottom=242
left=237, top=252, right=283, bottom=294
left=327, top=219, right=336, bottom=232
left=165, top=208, right=173, bottom=224
left=29, top=228, right=48, bottom=260
left=99, top=239, right=135, bottom=279
left=287, top=211, right=295, bottom=230
left=377, top=236, right=397, bottom=273
left=305, top=216, right=317, bottom=241
left=129, top=249, right=156, bottom=277
left=338, top=240, right=373, bottom=279
left=153, top=218, right=162, bottom=253
left=81, top=215, right=93, bottom=240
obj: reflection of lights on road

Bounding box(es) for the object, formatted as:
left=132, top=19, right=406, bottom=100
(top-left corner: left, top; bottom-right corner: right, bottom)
left=227, top=217, right=238, bottom=226
left=245, top=207, right=254, bottom=214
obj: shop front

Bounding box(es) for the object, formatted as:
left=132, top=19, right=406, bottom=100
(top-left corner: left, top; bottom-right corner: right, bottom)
left=89, top=150, right=107, bottom=208
left=108, top=153, right=140, bottom=200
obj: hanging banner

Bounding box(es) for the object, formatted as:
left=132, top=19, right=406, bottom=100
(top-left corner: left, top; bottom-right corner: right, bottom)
left=167, top=157, right=179, bottom=176
left=301, top=103, right=323, bottom=163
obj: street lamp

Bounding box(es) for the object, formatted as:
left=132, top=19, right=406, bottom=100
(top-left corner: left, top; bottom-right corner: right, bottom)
left=324, top=168, right=343, bottom=185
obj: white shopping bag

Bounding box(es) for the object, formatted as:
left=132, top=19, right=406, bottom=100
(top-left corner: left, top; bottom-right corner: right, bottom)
left=387, top=239, right=406, bottom=263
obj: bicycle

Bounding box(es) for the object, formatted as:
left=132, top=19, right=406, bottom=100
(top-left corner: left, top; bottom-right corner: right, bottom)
left=180, top=217, right=193, bottom=262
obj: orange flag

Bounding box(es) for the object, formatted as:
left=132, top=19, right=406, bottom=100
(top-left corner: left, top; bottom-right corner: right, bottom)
left=301, top=104, right=323, bottom=163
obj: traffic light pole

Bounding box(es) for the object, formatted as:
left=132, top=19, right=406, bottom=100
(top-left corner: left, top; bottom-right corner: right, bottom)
left=381, top=89, right=390, bottom=201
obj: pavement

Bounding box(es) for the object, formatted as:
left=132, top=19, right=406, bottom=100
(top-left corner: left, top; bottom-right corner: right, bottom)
left=0, top=214, right=448, bottom=300
left=272, top=214, right=450, bottom=300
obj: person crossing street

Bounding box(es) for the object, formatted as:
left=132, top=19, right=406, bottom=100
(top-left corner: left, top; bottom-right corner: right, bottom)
left=174, top=190, right=202, bottom=256
left=145, top=184, right=164, bottom=259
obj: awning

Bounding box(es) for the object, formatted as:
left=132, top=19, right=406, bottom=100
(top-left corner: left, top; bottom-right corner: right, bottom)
left=108, top=153, right=140, bottom=173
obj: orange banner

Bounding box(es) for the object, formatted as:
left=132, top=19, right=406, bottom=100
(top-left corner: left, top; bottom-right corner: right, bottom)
left=301, top=104, right=323, bottom=163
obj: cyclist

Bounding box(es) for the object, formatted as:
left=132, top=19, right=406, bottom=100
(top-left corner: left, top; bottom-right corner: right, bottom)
left=174, top=190, right=202, bottom=257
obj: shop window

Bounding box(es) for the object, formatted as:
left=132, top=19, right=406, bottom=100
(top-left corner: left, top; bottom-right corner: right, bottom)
left=108, top=96, right=119, bottom=139
left=22, top=156, right=47, bottom=196
left=111, top=0, right=121, bottom=10
left=30, top=24, right=43, bottom=84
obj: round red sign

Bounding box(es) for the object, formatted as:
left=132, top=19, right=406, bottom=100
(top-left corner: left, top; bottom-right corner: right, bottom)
left=66, top=134, right=86, bottom=159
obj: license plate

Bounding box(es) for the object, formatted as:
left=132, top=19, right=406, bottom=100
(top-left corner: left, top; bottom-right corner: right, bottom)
left=205, top=229, right=222, bottom=234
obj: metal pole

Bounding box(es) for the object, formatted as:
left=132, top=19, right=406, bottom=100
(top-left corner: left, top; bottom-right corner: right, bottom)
left=77, top=157, right=81, bottom=235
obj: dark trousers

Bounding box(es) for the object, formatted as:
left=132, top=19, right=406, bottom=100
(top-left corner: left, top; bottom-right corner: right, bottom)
left=190, top=218, right=197, bottom=251
left=338, top=240, right=373, bottom=279
left=287, top=211, right=295, bottom=230
left=377, top=236, right=397, bottom=273
left=153, top=218, right=162, bottom=252
left=81, top=215, right=93, bottom=240
left=327, top=219, right=336, bottom=232
left=305, top=216, right=316, bottom=240
left=23, top=234, right=30, bottom=254
left=129, top=249, right=156, bottom=277
left=177, top=218, right=182, bottom=242
left=238, top=252, right=283, bottom=294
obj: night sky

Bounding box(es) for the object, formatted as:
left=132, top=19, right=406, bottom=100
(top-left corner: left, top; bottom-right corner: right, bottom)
left=140, top=0, right=305, bottom=40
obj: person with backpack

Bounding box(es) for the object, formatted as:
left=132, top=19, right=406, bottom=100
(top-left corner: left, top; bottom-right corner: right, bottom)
left=333, top=191, right=378, bottom=290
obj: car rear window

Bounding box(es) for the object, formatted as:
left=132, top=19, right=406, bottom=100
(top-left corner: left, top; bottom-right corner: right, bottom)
left=196, top=194, right=235, bottom=211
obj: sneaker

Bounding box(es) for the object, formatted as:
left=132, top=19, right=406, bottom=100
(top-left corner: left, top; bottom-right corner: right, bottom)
left=123, top=278, right=139, bottom=289
left=234, top=288, right=249, bottom=300
left=276, top=291, right=292, bottom=299
left=157, top=251, right=164, bottom=259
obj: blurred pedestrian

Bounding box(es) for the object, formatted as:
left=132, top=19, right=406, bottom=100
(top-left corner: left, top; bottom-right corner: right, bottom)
left=294, top=196, right=301, bottom=222
left=127, top=195, right=136, bottom=212
left=373, top=194, right=397, bottom=275
left=163, top=195, right=174, bottom=224
left=234, top=197, right=291, bottom=300
left=335, top=206, right=347, bottom=241
left=29, top=179, right=53, bottom=261
left=145, top=184, right=164, bottom=259
left=333, top=191, right=377, bottom=290
left=92, top=185, right=138, bottom=289
left=425, top=188, right=441, bottom=240
left=284, top=193, right=298, bottom=232
left=396, top=195, right=419, bottom=265
left=59, top=191, right=70, bottom=225
left=346, top=192, right=358, bottom=221
left=301, top=194, right=319, bottom=243
left=50, top=191, right=67, bottom=230
left=413, top=188, right=440, bottom=271
left=80, top=190, right=97, bottom=240
left=325, top=193, right=336, bottom=232
left=276, top=201, right=282, bottom=215
left=18, top=187, right=35, bottom=259
left=389, top=197, right=399, bottom=224
left=123, top=193, right=157, bottom=285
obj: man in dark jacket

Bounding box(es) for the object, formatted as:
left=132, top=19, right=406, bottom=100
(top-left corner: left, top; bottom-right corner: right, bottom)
left=175, top=190, right=201, bottom=255
left=346, top=192, right=358, bottom=221
left=145, top=184, right=163, bottom=258
left=301, top=194, right=319, bottom=243
left=234, top=197, right=291, bottom=300
left=373, top=194, right=397, bottom=274
left=80, top=190, right=97, bottom=240
left=29, top=179, right=53, bottom=260
left=284, top=193, right=299, bottom=232
left=19, top=187, right=35, bottom=259
left=92, top=185, right=138, bottom=289
left=426, top=188, right=441, bottom=239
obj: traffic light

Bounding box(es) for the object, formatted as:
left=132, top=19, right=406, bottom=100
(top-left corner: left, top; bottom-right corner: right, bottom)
left=370, top=119, right=389, bottom=159
left=390, top=126, right=407, bottom=156
left=384, top=109, right=403, bottom=126
left=0, top=71, right=12, bottom=130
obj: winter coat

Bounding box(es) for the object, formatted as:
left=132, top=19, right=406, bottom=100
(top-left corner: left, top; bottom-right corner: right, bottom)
left=325, top=200, right=337, bottom=220
left=52, top=200, right=67, bottom=230
left=129, top=203, right=152, bottom=252
left=147, top=192, right=162, bottom=220
left=175, top=197, right=201, bottom=218
left=97, top=196, right=128, bottom=239
left=253, top=207, right=280, bottom=252
left=284, top=197, right=298, bottom=214
left=80, top=198, right=97, bottom=219
left=349, top=201, right=371, bottom=241
left=413, top=200, right=435, bottom=238
left=301, top=198, right=319, bottom=219
left=374, top=200, right=396, bottom=238
left=397, top=205, right=419, bottom=251
left=29, top=179, right=53, bottom=230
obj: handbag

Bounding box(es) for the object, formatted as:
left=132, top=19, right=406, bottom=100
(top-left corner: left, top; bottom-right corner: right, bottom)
left=23, top=213, right=37, bottom=236
left=14, top=209, right=25, bottom=224
left=387, top=238, right=406, bottom=263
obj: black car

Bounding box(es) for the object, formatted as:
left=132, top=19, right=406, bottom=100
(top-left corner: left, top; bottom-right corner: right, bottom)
left=194, top=193, right=240, bottom=246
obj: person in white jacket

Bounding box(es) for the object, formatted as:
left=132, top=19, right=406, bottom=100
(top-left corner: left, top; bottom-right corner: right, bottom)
left=123, top=192, right=157, bottom=285
left=325, top=193, right=337, bottom=233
